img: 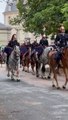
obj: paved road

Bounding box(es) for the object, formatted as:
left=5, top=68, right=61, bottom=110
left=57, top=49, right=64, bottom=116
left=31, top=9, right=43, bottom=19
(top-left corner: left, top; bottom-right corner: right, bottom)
left=0, top=65, right=68, bottom=120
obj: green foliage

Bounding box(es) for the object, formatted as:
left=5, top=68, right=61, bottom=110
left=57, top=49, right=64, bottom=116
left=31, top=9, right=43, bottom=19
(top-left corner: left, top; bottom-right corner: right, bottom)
left=61, top=2, right=68, bottom=30
left=11, top=0, right=68, bottom=35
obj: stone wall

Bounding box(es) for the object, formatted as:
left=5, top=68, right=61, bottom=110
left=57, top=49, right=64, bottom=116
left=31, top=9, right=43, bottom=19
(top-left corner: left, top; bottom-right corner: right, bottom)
left=0, top=30, right=11, bottom=45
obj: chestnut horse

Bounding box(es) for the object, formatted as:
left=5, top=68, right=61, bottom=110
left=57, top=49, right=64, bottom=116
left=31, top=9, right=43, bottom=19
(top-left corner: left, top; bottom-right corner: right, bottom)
left=22, top=47, right=31, bottom=72
left=22, top=47, right=36, bottom=73
left=48, top=47, right=68, bottom=89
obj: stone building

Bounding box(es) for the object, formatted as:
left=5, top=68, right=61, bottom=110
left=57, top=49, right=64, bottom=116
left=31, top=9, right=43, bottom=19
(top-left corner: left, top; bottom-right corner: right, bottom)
left=3, top=0, right=51, bottom=43
left=0, top=23, right=11, bottom=46
left=3, top=0, right=35, bottom=44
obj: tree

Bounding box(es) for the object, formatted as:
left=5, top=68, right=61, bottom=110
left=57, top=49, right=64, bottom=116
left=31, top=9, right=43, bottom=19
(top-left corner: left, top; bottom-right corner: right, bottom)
left=11, top=0, right=68, bottom=35
left=61, top=3, right=68, bottom=31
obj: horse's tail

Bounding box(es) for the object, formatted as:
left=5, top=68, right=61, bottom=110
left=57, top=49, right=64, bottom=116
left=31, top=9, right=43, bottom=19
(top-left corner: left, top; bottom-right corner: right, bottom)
left=41, top=64, right=45, bottom=73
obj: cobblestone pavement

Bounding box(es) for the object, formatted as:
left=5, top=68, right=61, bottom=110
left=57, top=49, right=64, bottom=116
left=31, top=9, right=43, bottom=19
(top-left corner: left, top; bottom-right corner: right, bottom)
left=0, top=65, right=68, bottom=120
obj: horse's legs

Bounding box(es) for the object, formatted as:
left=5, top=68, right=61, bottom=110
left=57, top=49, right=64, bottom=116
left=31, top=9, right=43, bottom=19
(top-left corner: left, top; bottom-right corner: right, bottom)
left=50, top=67, right=55, bottom=87
left=31, top=56, right=35, bottom=75
left=7, top=70, right=10, bottom=77
left=22, top=65, right=25, bottom=71
left=27, top=66, right=29, bottom=72
left=11, top=69, right=14, bottom=80
left=7, top=65, right=10, bottom=77
left=16, top=69, right=20, bottom=81
left=31, top=64, right=34, bottom=73
left=27, top=61, right=30, bottom=73
left=20, top=55, right=22, bottom=68
left=31, top=62, right=35, bottom=75
left=52, top=68, right=59, bottom=88
left=41, top=64, right=46, bottom=78
left=0, top=60, right=2, bottom=67
left=47, top=67, right=51, bottom=79
left=22, top=60, right=25, bottom=71
left=36, top=61, right=40, bottom=77
left=62, top=68, right=68, bottom=89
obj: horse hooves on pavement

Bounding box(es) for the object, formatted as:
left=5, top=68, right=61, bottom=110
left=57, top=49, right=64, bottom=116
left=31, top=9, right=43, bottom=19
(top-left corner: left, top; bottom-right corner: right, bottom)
left=52, top=84, right=56, bottom=88
left=42, top=76, right=47, bottom=79
left=11, top=78, right=15, bottom=81
left=7, top=74, right=10, bottom=77
left=17, top=79, right=20, bottom=82
left=36, top=75, right=39, bottom=77
left=47, top=76, right=51, bottom=79
left=62, top=86, right=66, bottom=89
left=57, top=87, right=60, bottom=90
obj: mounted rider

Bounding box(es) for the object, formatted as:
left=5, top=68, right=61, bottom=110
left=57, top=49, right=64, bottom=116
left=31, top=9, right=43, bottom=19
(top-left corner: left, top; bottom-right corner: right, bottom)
left=55, top=25, right=67, bottom=49
left=8, top=34, right=20, bottom=48
left=36, top=34, right=49, bottom=57
left=39, top=34, right=49, bottom=47
left=4, top=34, right=20, bottom=66
left=54, top=25, right=68, bottom=66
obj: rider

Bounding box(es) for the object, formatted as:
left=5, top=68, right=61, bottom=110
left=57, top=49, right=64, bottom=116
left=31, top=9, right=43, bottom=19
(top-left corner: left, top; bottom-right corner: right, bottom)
left=35, top=34, right=49, bottom=57
left=39, top=34, right=49, bottom=47
left=4, top=34, right=20, bottom=66
left=55, top=25, right=67, bottom=49
left=54, top=25, right=68, bottom=66
left=8, top=34, right=20, bottom=48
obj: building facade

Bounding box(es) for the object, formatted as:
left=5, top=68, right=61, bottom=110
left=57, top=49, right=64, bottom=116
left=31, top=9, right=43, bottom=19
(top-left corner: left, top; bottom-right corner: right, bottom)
left=3, top=0, right=35, bottom=44
left=0, top=23, right=11, bottom=46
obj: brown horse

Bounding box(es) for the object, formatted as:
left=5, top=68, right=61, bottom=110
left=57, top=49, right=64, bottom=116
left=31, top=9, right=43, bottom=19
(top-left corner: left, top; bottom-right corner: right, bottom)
left=22, top=47, right=35, bottom=73
left=48, top=47, right=68, bottom=89
left=22, top=48, right=31, bottom=72
left=30, top=50, right=37, bottom=74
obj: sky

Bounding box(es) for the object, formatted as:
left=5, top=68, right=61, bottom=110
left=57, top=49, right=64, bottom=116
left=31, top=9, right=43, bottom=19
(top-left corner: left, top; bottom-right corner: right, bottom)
left=0, top=1, right=6, bottom=23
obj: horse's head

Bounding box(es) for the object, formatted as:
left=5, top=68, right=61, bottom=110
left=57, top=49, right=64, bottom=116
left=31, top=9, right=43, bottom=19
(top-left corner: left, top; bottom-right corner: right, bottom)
left=13, top=46, right=20, bottom=60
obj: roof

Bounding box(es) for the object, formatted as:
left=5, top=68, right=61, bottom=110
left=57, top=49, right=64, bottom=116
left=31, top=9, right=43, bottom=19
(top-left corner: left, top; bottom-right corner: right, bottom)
left=4, top=0, right=18, bottom=13
left=0, top=23, right=11, bottom=30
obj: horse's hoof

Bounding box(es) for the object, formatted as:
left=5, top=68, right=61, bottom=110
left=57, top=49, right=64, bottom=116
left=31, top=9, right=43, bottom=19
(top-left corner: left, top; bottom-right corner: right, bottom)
left=44, top=76, right=47, bottom=79
left=11, top=78, right=14, bottom=81
left=7, top=74, right=10, bottom=77
left=36, top=75, right=39, bottom=77
left=47, top=76, right=51, bottom=79
left=52, top=84, right=55, bottom=88
left=62, top=86, right=66, bottom=89
left=57, top=87, right=60, bottom=89
left=17, top=79, right=20, bottom=82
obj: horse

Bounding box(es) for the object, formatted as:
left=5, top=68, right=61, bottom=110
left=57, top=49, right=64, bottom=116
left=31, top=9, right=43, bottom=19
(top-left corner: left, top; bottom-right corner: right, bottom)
left=30, top=49, right=37, bottom=75
left=48, top=47, right=68, bottom=89
left=20, top=43, right=28, bottom=67
left=35, top=46, right=53, bottom=78
left=20, top=43, right=32, bottom=72
left=20, top=43, right=36, bottom=73
left=7, top=46, right=20, bottom=81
